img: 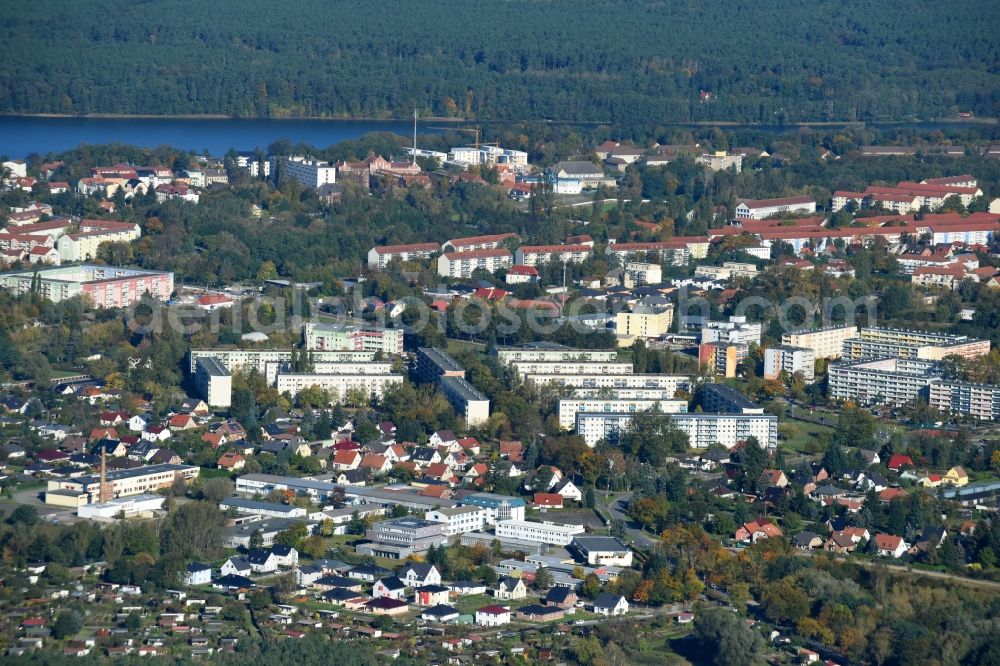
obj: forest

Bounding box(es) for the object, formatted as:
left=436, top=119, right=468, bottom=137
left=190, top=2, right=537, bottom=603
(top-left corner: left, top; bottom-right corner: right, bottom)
left=1, top=0, right=998, bottom=124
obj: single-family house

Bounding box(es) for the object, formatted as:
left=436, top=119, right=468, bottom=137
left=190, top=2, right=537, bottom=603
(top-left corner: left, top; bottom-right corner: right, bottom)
left=544, top=586, right=577, bottom=609
left=592, top=593, right=629, bottom=616
left=220, top=557, right=252, bottom=577
left=372, top=576, right=407, bottom=600
left=414, top=585, right=451, bottom=607
left=184, top=563, right=212, bottom=586
left=874, top=533, right=909, bottom=558
left=475, top=605, right=511, bottom=627
left=494, top=576, right=527, bottom=600
left=421, top=604, right=460, bottom=623
left=398, top=563, right=441, bottom=588
left=246, top=549, right=279, bottom=573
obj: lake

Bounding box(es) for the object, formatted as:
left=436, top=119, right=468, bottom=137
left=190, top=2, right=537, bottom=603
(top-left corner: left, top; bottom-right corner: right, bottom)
left=0, top=116, right=440, bottom=159
left=1, top=115, right=992, bottom=160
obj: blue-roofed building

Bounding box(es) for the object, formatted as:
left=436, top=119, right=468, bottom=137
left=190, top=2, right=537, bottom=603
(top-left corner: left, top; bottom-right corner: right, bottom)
left=459, top=492, right=526, bottom=524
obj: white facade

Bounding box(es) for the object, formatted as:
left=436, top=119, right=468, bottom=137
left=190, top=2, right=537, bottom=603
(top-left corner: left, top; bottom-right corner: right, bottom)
left=575, top=411, right=777, bottom=448
left=524, top=373, right=689, bottom=394
left=624, top=262, right=662, bottom=286
left=303, top=324, right=404, bottom=355
left=77, top=494, right=165, bottom=519
left=275, top=372, right=403, bottom=403
left=763, top=346, right=815, bottom=381
left=781, top=325, right=858, bottom=360
left=367, top=243, right=441, bottom=270
left=57, top=223, right=141, bottom=263
left=437, top=249, right=512, bottom=278
left=509, top=360, right=633, bottom=377
left=735, top=196, right=816, bottom=220
left=495, top=519, right=585, bottom=545
left=695, top=152, right=742, bottom=173
left=514, top=244, right=593, bottom=267
left=281, top=157, right=336, bottom=189
left=828, top=358, right=940, bottom=406
left=475, top=607, right=511, bottom=626
left=425, top=506, right=487, bottom=536
left=495, top=348, right=619, bottom=365
left=439, top=375, right=490, bottom=427
left=701, top=316, right=762, bottom=345
left=557, top=397, right=687, bottom=430
left=189, top=349, right=376, bottom=375
left=195, top=357, right=232, bottom=408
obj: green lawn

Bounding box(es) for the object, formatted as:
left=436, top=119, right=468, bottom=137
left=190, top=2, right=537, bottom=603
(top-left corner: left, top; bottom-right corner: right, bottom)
left=453, top=592, right=538, bottom=615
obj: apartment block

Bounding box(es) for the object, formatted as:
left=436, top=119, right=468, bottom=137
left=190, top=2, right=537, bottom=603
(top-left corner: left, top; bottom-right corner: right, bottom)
left=781, top=325, right=857, bottom=360
left=701, top=315, right=761, bottom=345
left=763, top=345, right=816, bottom=381
left=828, top=357, right=940, bottom=406
left=440, top=375, right=490, bottom=426
left=303, top=323, right=404, bottom=355
left=437, top=248, right=513, bottom=278
left=275, top=372, right=403, bottom=402
left=522, top=373, right=690, bottom=395
left=616, top=303, right=674, bottom=340
left=280, top=156, right=337, bottom=189
left=928, top=381, right=1000, bottom=421
left=189, top=349, right=376, bottom=375
left=0, top=264, right=173, bottom=307
left=575, top=411, right=777, bottom=449
left=624, top=262, right=663, bottom=286
left=842, top=327, right=990, bottom=362
left=509, top=360, right=633, bottom=377
left=695, top=151, right=743, bottom=173
left=735, top=195, right=816, bottom=220
left=443, top=233, right=518, bottom=252
left=557, top=397, right=686, bottom=430
left=195, top=357, right=233, bottom=408
left=699, top=384, right=764, bottom=414
left=56, top=220, right=141, bottom=262
left=514, top=244, right=593, bottom=267
left=415, top=347, right=466, bottom=382
left=367, top=242, right=441, bottom=270
left=495, top=519, right=586, bottom=546
left=494, top=345, right=619, bottom=365
left=698, top=342, right=749, bottom=378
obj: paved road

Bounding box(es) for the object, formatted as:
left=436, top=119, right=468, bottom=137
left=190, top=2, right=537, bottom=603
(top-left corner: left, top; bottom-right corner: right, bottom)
left=598, top=492, right=658, bottom=551
left=796, top=550, right=1000, bottom=590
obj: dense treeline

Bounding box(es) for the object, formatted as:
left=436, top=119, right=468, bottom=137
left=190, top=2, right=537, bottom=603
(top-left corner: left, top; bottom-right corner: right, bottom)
left=1, top=1, right=998, bottom=123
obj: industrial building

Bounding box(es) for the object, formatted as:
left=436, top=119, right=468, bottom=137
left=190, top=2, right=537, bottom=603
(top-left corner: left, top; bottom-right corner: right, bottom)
left=45, top=464, right=199, bottom=506
left=495, top=519, right=585, bottom=545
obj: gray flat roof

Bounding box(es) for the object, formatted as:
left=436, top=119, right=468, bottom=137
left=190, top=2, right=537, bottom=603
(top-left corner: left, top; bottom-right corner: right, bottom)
left=440, top=375, right=488, bottom=402
left=196, top=357, right=230, bottom=377
left=220, top=497, right=302, bottom=513
left=418, top=347, right=465, bottom=373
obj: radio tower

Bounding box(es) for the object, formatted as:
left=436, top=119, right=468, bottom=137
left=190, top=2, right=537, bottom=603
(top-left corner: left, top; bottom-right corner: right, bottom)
left=412, top=108, right=418, bottom=165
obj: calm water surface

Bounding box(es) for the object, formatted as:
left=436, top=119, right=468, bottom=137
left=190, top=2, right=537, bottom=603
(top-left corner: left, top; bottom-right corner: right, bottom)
left=0, top=116, right=435, bottom=158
